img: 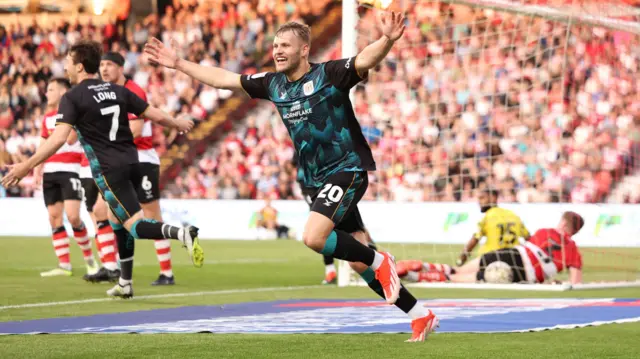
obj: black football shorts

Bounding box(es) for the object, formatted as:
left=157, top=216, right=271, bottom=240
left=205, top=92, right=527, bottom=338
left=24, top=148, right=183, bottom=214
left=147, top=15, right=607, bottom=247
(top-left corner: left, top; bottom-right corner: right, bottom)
left=81, top=178, right=99, bottom=212
left=94, top=164, right=143, bottom=223
left=476, top=248, right=528, bottom=283
left=42, top=172, right=83, bottom=206
left=136, top=162, right=160, bottom=204
left=303, top=171, right=367, bottom=234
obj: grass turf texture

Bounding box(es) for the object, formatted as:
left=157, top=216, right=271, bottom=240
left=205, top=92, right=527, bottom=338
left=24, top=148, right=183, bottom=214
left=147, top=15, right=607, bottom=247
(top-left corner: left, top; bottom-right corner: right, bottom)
left=0, top=237, right=639, bottom=358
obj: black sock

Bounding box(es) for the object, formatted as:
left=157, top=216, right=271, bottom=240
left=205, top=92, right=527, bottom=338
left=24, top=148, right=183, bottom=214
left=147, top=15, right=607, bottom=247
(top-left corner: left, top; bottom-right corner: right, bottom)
left=114, top=227, right=134, bottom=280
left=361, top=268, right=418, bottom=313
left=97, top=220, right=110, bottom=230
left=131, top=219, right=181, bottom=240
left=321, top=229, right=375, bottom=266
left=53, top=226, right=66, bottom=235
left=323, top=255, right=334, bottom=266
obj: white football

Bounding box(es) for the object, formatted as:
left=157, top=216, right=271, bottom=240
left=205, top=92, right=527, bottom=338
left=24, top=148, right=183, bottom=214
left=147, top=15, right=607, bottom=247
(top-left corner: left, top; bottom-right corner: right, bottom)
left=484, top=261, right=514, bottom=284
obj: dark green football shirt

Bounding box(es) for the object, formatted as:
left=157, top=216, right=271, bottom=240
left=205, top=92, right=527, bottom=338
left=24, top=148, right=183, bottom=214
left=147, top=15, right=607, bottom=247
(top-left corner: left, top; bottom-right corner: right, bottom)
left=241, top=57, right=375, bottom=189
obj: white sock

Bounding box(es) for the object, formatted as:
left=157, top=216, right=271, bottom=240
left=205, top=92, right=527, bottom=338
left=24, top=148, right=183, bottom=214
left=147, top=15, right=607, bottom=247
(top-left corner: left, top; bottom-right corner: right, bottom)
left=370, top=252, right=385, bottom=270
left=405, top=271, right=419, bottom=282
left=59, top=263, right=72, bottom=271
left=325, top=264, right=336, bottom=275
left=103, top=262, right=118, bottom=271
left=407, top=302, right=429, bottom=320
left=119, top=278, right=132, bottom=286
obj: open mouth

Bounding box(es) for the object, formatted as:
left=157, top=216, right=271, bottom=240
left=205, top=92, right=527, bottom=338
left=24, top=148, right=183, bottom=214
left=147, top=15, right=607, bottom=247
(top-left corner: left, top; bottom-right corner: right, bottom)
left=276, top=57, right=287, bottom=65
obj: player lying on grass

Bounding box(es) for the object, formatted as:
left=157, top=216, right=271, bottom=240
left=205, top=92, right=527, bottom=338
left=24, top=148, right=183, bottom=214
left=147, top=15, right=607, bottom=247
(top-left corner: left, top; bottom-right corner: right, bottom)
left=145, top=12, right=439, bottom=341
left=397, top=211, right=584, bottom=285
left=2, top=40, right=204, bottom=299
left=452, top=188, right=530, bottom=278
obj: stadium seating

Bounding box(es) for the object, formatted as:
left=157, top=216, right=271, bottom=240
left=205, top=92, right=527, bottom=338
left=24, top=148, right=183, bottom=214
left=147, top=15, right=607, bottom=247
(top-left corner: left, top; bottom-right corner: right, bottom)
left=0, top=0, right=336, bottom=197
left=168, top=3, right=640, bottom=203
left=1, top=1, right=638, bottom=204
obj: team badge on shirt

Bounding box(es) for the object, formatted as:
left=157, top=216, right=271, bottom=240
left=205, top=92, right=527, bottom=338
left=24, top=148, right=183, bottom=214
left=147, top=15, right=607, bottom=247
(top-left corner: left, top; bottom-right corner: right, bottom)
left=303, top=81, right=314, bottom=96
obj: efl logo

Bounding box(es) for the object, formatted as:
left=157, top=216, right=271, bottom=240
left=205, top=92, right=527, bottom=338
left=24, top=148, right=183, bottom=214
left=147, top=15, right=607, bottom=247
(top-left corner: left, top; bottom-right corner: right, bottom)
left=444, top=212, right=469, bottom=231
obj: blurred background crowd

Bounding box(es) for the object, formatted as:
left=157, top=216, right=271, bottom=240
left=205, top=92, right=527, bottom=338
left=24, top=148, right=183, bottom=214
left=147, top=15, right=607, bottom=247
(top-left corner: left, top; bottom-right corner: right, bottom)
left=1, top=0, right=639, bottom=204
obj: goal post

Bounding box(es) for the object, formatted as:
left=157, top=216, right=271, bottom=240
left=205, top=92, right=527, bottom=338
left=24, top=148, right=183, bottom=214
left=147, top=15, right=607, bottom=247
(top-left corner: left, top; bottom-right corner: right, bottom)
left=338, top=0, right=640, bottom=291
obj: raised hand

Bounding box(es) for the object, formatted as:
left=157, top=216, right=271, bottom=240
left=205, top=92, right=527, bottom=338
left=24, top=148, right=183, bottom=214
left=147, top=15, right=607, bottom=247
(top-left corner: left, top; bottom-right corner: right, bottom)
left=144, top=37, right=180, bottom=69
left=379, top=11, right=405, bottom=42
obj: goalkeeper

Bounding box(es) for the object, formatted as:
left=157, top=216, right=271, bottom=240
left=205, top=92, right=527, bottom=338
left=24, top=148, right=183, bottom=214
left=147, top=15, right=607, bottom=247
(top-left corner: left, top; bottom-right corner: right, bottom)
left=448, top=189, right=530, bottom=277
left=398, top=211, right=584, bottom=285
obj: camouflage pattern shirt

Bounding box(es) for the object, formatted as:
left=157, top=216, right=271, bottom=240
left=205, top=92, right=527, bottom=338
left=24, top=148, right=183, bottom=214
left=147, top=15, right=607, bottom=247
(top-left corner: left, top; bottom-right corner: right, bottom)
left=241, top=57, right=376, bottom=189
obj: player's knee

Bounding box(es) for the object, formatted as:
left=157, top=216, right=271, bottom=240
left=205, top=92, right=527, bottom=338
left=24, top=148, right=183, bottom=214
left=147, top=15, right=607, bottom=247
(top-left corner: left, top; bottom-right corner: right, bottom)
left=350, top=231, right=367, bottom=245
left=67, top=214, right=82, bottom=227
left=141, top=201, right=162, bottom=221
left=48, top=212, right=63, bottom=227
left=302, top=231, right=327, bottom=252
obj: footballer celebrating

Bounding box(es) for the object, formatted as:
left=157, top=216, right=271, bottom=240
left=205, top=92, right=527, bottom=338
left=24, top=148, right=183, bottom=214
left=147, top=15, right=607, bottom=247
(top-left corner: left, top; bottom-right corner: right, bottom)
left=145, top=12, right=439, bottom=341
left=2, top=40, right=203, bottom=299
left=97, top=51, right=175, bottom=286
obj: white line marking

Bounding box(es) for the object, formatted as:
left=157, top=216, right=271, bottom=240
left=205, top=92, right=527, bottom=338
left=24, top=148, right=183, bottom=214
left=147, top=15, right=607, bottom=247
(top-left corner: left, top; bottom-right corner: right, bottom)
left=28, top=258, right=294, bottom=270
left=0, top=285, right=324, bottom=311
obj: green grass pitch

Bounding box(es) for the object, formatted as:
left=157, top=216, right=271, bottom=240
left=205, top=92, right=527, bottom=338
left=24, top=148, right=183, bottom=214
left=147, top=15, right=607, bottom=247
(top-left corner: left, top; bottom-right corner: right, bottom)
left=0, top=237, right=639, bottom=358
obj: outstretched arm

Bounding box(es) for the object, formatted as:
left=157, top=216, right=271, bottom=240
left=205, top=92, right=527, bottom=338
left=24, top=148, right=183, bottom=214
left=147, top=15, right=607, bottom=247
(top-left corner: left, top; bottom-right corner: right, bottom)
left=458, top=236, right=479, bottom=266
left=123, top=88, right=194, bottom=133
left=144, top=38, right=242, bottom=91
left=142, top=106, right=193, bottom=132
left=355, top=11, right=405, bottom=76
left=26, top=124, right=71, bottom=169
left=1, top=124, right=71, bottom=188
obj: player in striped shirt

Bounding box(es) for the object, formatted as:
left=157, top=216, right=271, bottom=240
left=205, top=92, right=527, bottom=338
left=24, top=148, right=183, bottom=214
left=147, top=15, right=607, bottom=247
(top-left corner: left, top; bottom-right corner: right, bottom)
left=35, top=78, right=99, bottom=277
left=398, top=212, right=584, bottom=285
left=96, top=52, right=174, bottom=286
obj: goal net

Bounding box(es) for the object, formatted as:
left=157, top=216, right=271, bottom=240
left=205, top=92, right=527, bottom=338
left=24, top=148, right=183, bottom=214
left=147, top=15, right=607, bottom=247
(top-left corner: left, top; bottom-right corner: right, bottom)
left=338, top=0, right=640, bottom=290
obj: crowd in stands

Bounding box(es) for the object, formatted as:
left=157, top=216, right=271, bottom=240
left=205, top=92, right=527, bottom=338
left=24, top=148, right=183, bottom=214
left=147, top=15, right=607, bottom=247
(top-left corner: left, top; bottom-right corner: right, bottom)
left=0, top=0, right=334, bottom=197
left=1, top=1, right=638, bottom=204
left=356, top=4, right=640, bottom=204
left=167, top=2, right=640, bottom=204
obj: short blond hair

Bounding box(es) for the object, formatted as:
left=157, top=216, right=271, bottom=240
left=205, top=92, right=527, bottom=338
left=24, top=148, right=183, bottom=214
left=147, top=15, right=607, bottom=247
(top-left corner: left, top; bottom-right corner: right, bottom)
left=275, top=22, right=311, bottom=45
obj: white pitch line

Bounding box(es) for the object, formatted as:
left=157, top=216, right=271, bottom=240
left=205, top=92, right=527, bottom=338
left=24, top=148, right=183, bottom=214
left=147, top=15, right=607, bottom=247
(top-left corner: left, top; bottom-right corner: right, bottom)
left=0, top=285, right=324, bottom=311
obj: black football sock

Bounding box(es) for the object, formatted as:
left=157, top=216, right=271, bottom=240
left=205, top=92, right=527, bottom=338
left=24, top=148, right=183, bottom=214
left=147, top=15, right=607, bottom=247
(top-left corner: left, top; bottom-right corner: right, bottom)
left=360, top=268, right=419, bottom=314
left=320, top=229, right=376, bottom=266
left=110, top=221, right=134, bottom=282
left=130, top=219, right=182, bottom=240
left=97, top=220, right=110, bottom=230
left=323, top=255, right=334, bottom=266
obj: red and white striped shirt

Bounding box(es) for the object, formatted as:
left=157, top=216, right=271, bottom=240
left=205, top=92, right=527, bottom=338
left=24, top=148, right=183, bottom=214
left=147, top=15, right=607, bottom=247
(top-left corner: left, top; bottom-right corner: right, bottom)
left=520, top=228, right=582, bottom=283
left=79, top=154, right=92, bottom=179
left=41, top=109, right=83, bottom=173
left=125, top=79, right=159, bottom=165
